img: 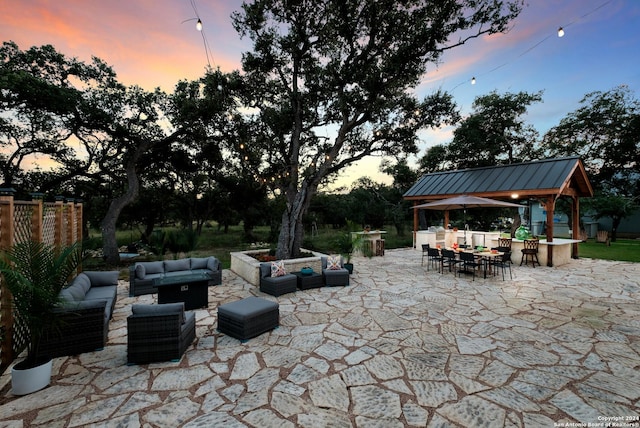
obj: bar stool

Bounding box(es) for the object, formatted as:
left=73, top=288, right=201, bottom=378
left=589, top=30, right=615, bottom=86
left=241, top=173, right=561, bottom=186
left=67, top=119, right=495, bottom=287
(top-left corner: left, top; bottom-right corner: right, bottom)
left=498, top=237, right=512, bottom=250
left=520, top=239, right=540, bottom=267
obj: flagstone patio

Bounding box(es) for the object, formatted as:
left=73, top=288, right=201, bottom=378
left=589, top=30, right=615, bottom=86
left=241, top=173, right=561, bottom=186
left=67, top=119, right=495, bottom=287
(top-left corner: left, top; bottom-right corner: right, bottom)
left=1, top=248, right=639, bottom=427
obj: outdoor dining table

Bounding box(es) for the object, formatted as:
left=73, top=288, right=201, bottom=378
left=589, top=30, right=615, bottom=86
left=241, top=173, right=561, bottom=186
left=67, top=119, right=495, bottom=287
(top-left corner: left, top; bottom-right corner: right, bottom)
left=449, top=248, right=504, bottom=278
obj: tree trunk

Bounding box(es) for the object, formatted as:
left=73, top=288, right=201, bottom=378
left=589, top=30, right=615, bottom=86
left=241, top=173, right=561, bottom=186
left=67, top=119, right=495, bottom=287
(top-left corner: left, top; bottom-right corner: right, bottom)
left=276, top=183, right=313, bottom=259
left=101, top=158, right=141, bottom=265
left=100, top=131, right=184, bottom=264
left=611, top=216, right=620, bottom=242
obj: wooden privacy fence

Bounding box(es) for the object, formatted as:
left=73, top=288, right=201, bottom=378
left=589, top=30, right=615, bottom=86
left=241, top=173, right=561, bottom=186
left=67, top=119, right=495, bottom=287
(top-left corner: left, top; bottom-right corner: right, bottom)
left=0, top=189, right=83, bottom=372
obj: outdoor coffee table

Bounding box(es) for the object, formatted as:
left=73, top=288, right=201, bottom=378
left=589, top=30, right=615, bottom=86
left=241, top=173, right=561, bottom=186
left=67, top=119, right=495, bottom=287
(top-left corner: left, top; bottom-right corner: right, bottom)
left=152, top=272, right=212, bottom=310
left=293, top=271, right=323, bottom=290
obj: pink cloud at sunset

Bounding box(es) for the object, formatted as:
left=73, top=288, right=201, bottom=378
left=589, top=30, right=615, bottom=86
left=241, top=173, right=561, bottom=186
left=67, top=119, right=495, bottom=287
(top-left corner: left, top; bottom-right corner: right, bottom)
left=2, top=0, right=639, bottom=185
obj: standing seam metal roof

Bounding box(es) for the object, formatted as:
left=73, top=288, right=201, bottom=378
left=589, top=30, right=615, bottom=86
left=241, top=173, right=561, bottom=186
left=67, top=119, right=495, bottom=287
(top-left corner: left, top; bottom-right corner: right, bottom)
left=403, top=157, right=593, bottom=200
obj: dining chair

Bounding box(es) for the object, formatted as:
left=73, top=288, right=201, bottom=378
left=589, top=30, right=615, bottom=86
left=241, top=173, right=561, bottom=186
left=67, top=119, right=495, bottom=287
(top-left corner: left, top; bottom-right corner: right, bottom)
left=493, top=246, right=512, bottom=262
left=491, top=251, right=513, bottom=280
left=458, top=251, right=482, bottom=280
left=426, top=247, right=443, bottom=273
left=520, top=239, right=540, bottom=267
left=421, top=244, right=430, bottom=266
left=498, top=237, right=512, bottom=250
left=441, top=249, right=462, bottom=274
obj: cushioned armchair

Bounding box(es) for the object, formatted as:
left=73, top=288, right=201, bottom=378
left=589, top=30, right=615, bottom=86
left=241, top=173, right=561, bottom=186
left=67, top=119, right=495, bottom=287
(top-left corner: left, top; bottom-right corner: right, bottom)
left=259, top=262, right=297, bottom=296
left=321, top=255, right=350, bottom=286
left=127, top=302, right=196, bottom=364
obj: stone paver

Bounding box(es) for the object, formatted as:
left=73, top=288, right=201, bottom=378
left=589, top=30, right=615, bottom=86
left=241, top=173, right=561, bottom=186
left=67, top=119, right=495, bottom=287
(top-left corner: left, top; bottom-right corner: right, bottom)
left=1, top=249, right=639, bottom=427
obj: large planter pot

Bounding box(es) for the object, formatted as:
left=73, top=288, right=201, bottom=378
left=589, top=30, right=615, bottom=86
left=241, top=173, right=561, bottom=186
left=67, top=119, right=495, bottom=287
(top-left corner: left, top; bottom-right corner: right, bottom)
left=344, top=262, right=354, bottom=274
left=11, top=358, right=53, bottom=395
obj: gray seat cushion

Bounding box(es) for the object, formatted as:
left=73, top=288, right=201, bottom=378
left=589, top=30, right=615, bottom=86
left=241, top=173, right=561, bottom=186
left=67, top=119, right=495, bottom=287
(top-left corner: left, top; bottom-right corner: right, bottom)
left=218, top=296, right=279, bottom=320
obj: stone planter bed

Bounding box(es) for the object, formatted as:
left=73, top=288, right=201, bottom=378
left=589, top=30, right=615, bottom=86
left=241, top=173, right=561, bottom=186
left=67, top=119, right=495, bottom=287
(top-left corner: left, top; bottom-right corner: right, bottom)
left=230, top=249, right=325, bottom=286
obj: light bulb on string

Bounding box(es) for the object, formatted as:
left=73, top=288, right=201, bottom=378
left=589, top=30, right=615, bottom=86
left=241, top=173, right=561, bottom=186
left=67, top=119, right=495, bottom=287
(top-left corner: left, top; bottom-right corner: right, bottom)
left=471, top=77, right=476, bottom=85
left=557, top=27, right=564, bottom=37
left=196, top=19, right=203, bottom=31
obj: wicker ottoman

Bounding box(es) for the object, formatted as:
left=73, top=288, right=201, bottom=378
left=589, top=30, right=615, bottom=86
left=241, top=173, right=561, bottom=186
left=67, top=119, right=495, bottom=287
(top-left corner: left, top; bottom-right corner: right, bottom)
left=217, top=297, right=279, bottom=341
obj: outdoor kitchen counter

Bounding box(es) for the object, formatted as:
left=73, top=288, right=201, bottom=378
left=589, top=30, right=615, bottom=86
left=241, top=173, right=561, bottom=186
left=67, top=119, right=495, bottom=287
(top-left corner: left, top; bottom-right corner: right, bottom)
left=492, top=237, right=583, bottom=267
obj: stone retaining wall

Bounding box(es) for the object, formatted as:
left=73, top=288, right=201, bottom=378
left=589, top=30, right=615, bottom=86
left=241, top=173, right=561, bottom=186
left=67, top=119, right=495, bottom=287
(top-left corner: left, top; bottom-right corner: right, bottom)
left=230, top=249, right=325, bottom=286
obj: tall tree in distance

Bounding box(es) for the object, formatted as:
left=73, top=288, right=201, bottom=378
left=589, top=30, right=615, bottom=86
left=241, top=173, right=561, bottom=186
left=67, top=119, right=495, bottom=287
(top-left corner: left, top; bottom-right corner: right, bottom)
left=542, top=85, right=640, bottom=196
left=231, top=0, right=524, bottom=259
left=444, top=90, right=543, bottom=170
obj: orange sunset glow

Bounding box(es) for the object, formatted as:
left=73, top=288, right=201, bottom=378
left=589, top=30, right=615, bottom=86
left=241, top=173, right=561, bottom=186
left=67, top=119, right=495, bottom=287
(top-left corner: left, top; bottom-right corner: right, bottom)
left=1, top=0, right=638, bottom=185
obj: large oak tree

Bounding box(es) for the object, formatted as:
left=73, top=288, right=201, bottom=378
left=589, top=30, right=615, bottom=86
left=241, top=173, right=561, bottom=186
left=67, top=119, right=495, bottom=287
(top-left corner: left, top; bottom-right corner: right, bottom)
left=231, top=0, right=524, bottom=259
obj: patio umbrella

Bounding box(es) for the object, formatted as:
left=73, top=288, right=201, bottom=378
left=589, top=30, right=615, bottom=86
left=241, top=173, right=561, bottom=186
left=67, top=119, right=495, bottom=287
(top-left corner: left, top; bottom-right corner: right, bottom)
left=413, top=195, right=522, bottom=245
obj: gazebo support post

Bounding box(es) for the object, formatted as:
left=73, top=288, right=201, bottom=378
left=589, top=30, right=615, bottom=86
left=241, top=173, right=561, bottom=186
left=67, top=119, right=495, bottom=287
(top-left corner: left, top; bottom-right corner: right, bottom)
left=571, top=195, right=580, bottom=259
left=543, top=197, right=556, bottom=267
left=413, top=201, right=419, bottom=248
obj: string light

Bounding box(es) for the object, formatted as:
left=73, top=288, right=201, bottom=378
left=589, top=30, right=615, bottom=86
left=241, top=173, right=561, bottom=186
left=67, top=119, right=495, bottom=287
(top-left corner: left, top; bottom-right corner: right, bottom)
left=447, top=0, right=612, bottom=92
left=181, top=0, right=215, bottom=68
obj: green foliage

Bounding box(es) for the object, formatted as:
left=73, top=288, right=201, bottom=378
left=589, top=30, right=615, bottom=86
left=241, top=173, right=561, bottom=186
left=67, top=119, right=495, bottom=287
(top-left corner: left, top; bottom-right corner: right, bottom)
left=542, top=85, right=640, bottom=196
left=0, top=241, right=82, bottom=367
left=164, top=229, right=199, bottom=255
left=425, top=90, right=543, bottom=171
left=581, top=192, right=639, bottom=241
left=230, top=0, right=523, bottom=258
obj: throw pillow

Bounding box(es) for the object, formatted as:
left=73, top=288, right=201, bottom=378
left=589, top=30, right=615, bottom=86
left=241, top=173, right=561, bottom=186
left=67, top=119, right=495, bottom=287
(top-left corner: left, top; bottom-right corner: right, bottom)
left=135, top=264, right=146, bottom=279
left=327, top=255, right=342, bottom=270
left=271, top=260, right=287, bottom=277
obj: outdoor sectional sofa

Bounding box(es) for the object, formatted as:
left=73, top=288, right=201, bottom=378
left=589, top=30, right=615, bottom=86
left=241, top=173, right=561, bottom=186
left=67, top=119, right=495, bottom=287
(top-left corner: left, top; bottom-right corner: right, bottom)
left=40, top=270, right=119, bottom=359
left=129, top=256, right=222, bottom=296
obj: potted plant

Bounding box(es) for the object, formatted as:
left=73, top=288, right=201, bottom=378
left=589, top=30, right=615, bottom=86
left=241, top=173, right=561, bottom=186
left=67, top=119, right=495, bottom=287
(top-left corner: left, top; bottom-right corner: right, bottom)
left=334, top=220, right=371, bottom=274
left=0, top=240, right=82, bottom=395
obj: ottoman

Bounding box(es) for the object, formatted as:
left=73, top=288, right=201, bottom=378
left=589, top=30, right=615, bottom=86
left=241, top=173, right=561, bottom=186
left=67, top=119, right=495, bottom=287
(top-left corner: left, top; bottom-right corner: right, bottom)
left=217, top=297, right=279, bottom=341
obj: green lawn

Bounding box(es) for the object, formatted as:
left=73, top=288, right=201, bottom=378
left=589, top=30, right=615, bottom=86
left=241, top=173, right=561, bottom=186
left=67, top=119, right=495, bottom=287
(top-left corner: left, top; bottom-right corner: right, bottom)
left=578, top=238, right=640, bottom=263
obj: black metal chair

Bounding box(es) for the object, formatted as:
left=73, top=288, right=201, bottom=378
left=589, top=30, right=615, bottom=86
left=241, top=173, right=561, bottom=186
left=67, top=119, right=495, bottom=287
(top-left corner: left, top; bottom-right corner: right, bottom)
left=421, top=244, right=430, bottom=266
left=498, top=237, right=512, bottom=250
left=441, top=249, right=462, bottom=274
left=492, top=246, right=512, bottom=263
left=458, top=251, right=482, bottom=280
left=426, top=247, right=443, bottom=273
left=491, top=251, right=513, bottom=280
left=520, top=239, right=540, bottom=267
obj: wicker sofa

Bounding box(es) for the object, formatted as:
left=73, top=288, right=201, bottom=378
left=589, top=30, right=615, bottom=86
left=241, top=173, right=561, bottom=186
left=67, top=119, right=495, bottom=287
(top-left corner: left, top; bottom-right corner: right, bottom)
left=129, top=256, right=222, bottom=297
left=39, top=271, right=119, bottom=359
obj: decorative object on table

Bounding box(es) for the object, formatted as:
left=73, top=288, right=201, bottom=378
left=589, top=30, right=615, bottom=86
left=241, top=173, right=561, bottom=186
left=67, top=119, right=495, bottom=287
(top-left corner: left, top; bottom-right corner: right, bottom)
left=300, top=267, right=314, bottom=276
left=515, top=225, right=531, bottom=240
left=0, top=240, right=82, bottom=395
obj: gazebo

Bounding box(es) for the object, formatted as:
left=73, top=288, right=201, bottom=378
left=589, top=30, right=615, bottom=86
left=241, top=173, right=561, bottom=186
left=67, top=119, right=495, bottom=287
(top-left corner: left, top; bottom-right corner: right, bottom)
left=403, top=157, right=594, bottom=266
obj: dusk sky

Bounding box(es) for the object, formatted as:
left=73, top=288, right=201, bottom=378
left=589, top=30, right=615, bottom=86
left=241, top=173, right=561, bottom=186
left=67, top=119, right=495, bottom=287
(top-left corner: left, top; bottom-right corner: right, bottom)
left=2, top=0, right=639, bottom=187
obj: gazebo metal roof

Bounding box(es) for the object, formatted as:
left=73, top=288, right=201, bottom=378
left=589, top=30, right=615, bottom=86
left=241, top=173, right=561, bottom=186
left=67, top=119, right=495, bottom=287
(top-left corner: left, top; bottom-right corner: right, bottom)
left=403, top=157, right=594, bottom=266
left=403, top=156, right=593, bottom=201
